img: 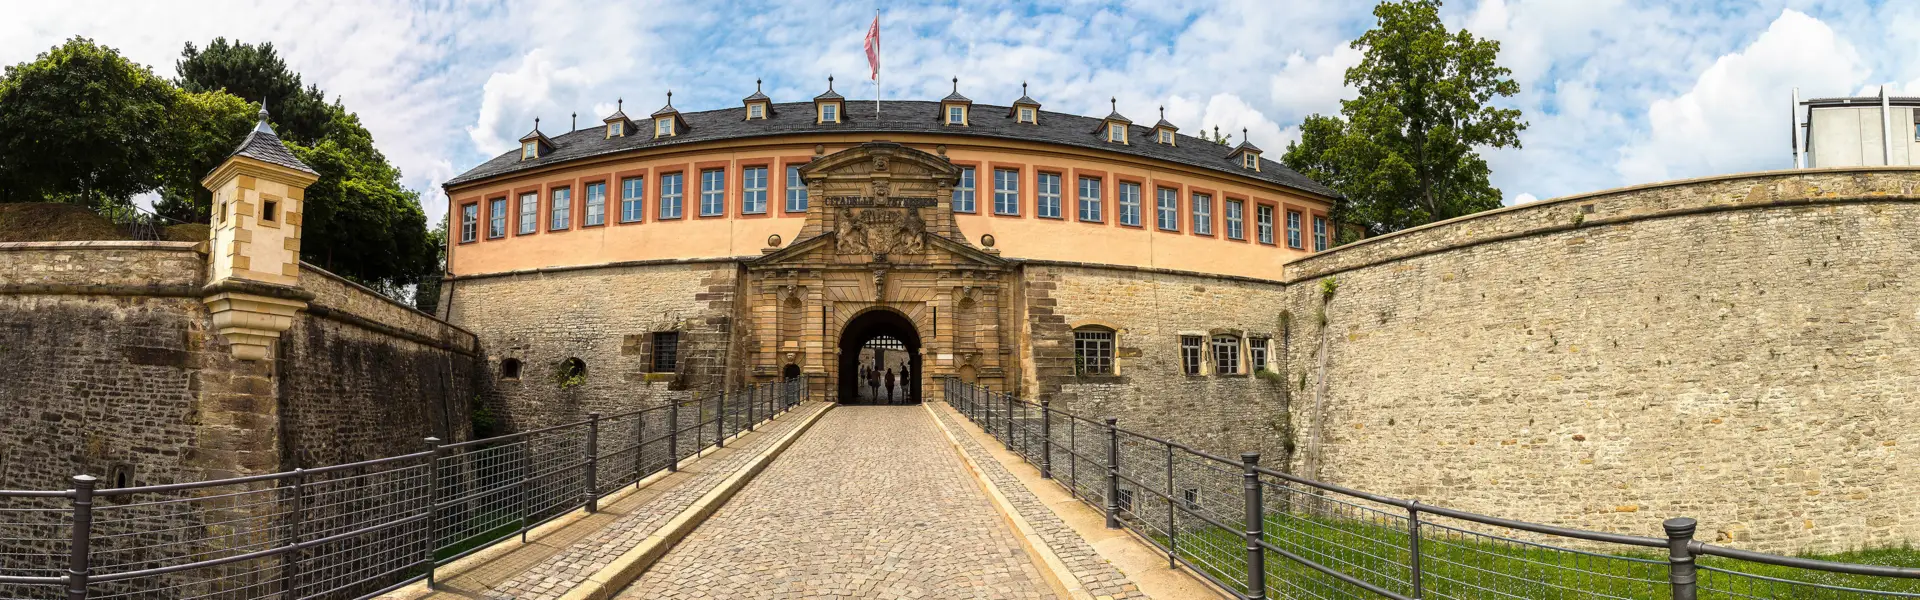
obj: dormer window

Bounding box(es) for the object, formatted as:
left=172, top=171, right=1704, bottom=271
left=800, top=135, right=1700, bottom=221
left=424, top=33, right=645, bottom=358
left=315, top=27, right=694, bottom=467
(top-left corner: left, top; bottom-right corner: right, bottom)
left=1243, top=153, right=1259, bottom=169
left=1094, top=97, right=1132, bottom=145
left=940, top=77, right=972, bottom=126
left=603, top=98, right=634, bottom=139
left=814, top=76, right=846, bottom=124
left=822, top=103, right=839, bottom=123
left=522, top=141, right=537, bottom=160
left=1150, top=106, right=1178, bottom=146
left=656, top=118, right=674, bottom=136
left=1108, top=123, right=1126, bottom=143
left=749, top=103, right=764, bottom=119
left=948, top=105, right=965, bottom=125
left=1227, top=128, right=1264, bottom=172
left=1020, top=107, right=1035, bottom=123
left=743, top=78, right=772, bottom=121
left=608, top=121, right=623, bottom=137
left=1159, top=130, right=1174, bottom=144
left=1010, top=82, right=1042, bottom=124
left=517, top=117, right=552, bottom=161
left=651, top=91, right=685, bottom=138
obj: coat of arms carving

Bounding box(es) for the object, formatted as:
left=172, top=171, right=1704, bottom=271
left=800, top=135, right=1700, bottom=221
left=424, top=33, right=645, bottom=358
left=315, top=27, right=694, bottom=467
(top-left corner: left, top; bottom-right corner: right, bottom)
left=835, top=207, right=927, bottom=256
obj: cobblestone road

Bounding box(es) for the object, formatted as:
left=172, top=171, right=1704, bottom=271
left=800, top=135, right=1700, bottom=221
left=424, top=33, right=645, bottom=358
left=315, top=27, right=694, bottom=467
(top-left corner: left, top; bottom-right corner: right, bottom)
left=617, top=405, right=1058, bottom=599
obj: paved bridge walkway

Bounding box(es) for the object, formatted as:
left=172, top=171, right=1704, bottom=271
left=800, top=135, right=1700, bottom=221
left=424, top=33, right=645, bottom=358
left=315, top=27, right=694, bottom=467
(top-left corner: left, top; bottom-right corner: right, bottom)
left=616, top=405, right=1058, bottom=599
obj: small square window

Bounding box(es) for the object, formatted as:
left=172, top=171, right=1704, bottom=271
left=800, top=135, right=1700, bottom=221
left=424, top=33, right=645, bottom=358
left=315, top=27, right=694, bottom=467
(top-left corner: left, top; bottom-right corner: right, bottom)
left=1020, top=107, right=1035, bottom=123
left=656, top=119, right=673, bottom=136
left=521, top=141, right=537, bottom=160
left=822, top=104, right=839, bottom=123
left=1159, top=130, right=1173, bottom=144
left=948, top=105, right=965, bottom=124
left=608, top=121, right=623, bottom=137
left=1243, top=153, right=1259, bottom=169
left=262, top=200, right=277, bottom=222
left=749, top=103, right=764, bottom=119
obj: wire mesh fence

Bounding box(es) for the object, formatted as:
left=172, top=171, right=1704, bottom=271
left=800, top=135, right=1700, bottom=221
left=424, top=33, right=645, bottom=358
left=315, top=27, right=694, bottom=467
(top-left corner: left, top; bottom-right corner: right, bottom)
left=0, top=378, right=808, bottom=600
left=940, top=379, right=1920, bottom=600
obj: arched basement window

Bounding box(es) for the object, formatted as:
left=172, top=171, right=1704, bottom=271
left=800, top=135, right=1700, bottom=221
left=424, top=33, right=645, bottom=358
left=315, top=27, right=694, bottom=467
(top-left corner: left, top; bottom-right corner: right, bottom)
left=500, top=358, right=522, bottom=380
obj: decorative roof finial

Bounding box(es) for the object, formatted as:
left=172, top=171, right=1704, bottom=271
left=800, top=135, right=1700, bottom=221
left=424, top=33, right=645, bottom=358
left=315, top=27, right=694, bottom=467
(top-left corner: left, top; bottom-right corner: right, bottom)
left=1159, top=105, right=1165, bottom=119
left=952, top=77, right=959, bottom=93
left=666, top=89, right=673, bottom=106
left=828, top=75, right=835, bottom=91
left=756, top=78, right=763, bottom=92
left=572, top=112, right=577, bottom=130
left=1111, top=97, right=1117, bottom=112
left=618, top=98, right=623, bottom=111
left=1214, top=125, right=1221, bottom=143
left=535, top=117, right=541, bottom=131
left=1022, top=82, right=1028, bottom=95
left=254, top=101, right=273, bottom=134
left=1242, top=127, right=1249, bottom=142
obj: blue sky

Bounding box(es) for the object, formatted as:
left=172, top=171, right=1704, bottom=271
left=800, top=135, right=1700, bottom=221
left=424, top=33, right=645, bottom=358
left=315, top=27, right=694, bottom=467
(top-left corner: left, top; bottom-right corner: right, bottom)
left=6, top=0, right=1917, bottom=223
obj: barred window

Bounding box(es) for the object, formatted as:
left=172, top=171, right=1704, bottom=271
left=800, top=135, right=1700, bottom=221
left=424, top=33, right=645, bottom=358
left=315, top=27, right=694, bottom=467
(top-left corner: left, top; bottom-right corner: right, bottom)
left=651, top=332, right=680, bottom=372
left=1249, top=337, right=1269, bottom=372
left=1115, top=487, right=1135, bottom=512
left=1073, top=327, right=1115, bottom=375
left=952, top=166, right=976, bottom=213
left=1182, top=487, right=1200, bottom=510
left=1212, top=335, right=1240, bottom=375
left=1180, top=335, right=1203, bottom=375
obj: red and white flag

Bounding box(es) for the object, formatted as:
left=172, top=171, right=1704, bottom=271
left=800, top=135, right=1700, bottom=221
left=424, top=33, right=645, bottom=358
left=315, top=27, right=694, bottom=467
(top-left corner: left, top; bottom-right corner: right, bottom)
left=864, top=14, right=880, bottom=80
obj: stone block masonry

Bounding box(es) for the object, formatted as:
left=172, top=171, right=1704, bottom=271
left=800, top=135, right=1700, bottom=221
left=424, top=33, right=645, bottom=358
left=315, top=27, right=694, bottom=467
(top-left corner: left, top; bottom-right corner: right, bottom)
left=442, top=260, right=742, bottom=432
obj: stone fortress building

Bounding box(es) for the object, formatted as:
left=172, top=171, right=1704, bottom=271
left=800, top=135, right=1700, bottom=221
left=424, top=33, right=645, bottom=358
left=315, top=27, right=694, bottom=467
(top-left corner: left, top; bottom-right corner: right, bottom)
left=0, top=77, right=1913, bottom=560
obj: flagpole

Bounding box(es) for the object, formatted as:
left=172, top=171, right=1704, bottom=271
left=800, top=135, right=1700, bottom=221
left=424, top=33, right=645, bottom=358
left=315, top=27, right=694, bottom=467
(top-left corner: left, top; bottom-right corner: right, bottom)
left=874, top=9, right=882, bottom=122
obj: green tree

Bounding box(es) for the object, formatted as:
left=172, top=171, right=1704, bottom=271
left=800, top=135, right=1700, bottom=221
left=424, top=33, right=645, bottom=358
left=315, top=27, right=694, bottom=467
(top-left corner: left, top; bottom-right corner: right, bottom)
left=1283, top=0, right=1525, bottom=240
left=154, top=90, right=256, bottom=223
left=175, top=38, right=331, bottom=145
left=412, top=213, right=448, bottom=314
left=0, top=37, right=177, bottom=207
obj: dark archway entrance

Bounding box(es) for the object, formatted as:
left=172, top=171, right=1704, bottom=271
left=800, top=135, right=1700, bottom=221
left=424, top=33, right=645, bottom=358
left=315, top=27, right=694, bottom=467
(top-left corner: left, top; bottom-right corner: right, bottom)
left=837, top=309, right=922, bottom=404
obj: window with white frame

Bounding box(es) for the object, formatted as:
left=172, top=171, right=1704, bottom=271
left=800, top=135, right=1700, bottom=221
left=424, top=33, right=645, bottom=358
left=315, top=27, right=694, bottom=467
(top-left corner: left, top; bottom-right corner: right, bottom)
left=549, top=187, right=571, bottom=230
left=1117, top=182, right=1141, bottom=226
left=947, top=105, right=965, bottom=124
left=518, top=192, right=538, bottom=234
left=1036, top=172, right=1062, bottom=219
left=459, top=203, right=477, bottom=243
left=1243, top=153, right=1259, bottom=169
left=488, top=198, right=506, bottom=239
left=584, top=181, right=606, bottom=226
left=1286, top=210, right=1302, bottom=248
left=621, top=176, right=644, bottom=223
left=1180, top=335, right=1203, bottom=375
left=1108, top=123, right=1126, bottom=143
left=1212, top=335, right=1240, bottom=375
left=1077, top=176, right=1102, bottom=222
left=608, top=121, right=623, bottom=137
left=1158, top=130, right=1173, bottom=144
left=741, top=166, right=768, bottom=214
left=1074, top=327, right=1115, bottom=375
left=821, top=103, right=838, bottom=123
left=749, top=103, right=764, bottom=119
left=1313, top=215, right=1328, bottom=251
left=786, top=165, right=808, bottom=212
left=1257, top=204, right=1274, bottom=244
left=700, top=169, right=725, bottom=216
left=993, top=168, right=1019, bottom=215
left=1156, top=187, right=1178, bottom=231
left=1192, top=193, right=1212, bottom=235
left=952, top=167, right=976, bottom=213
left=656, top=118, right=673, bottom=136
left=521, top=141, right=536, bottom=160
left=1020, top=107, right=1035, bottom=123
left=1249, top=336, right=1269, bottom=372
left=1225, top=199, right=1244, bottom=240
left=659, top=172, right=684, bottom=219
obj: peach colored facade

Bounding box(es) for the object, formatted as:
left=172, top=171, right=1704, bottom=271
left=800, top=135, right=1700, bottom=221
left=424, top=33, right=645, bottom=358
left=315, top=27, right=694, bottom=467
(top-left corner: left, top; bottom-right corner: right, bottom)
left=446, top=133, right=1333, bottom=281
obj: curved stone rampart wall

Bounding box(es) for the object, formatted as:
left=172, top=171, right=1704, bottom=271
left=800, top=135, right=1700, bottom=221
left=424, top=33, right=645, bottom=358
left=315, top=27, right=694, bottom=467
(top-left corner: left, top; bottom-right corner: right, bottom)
left=1277, top=168, right=1919, bottom=553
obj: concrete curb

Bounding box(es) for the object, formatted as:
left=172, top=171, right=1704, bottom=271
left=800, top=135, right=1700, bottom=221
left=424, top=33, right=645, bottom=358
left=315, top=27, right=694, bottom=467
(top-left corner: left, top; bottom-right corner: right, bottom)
left=923, top=402, right=1097, bottom=600
left=552, top=401, right=834, bottom=600
left=377, top=402, right=831, bottom=600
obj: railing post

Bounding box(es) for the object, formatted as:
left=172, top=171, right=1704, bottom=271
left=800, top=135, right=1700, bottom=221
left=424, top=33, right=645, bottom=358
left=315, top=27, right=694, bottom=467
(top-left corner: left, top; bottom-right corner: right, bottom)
left=1104, top=416, right=1120, bottom=529
left=668, top=399, right=680, bottom=473
left=284, top=469, right=305, bottom=599
left=1665, top=517, right=1699, bottom=600
left=1004, top=393, right=1016, bottom=451
left=1242, top=452, right=1266, bottom=600
left=634, top=409, right=647, bottom=488
left=423, top=437, right=443, bottom=588
left=1039, top=399, right=1053, bottom=479
left=1166, top=443, right=1176, bottom=570
left=1408, top=501, right=1425, bottom=600
left=715, top=391, right=727, bottom=448
left=66, top=474, right=95, bottom=600
left=747, top=383, right=757, bottom=432
left=584, top=413, right=601, bottom=513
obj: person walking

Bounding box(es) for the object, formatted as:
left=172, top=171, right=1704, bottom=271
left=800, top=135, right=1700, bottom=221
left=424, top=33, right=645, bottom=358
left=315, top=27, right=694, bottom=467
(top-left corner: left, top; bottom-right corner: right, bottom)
left=867, top=367, right=880, bottom=402
left=899, top=362, right=913, bottom=402
left=884, top=368, right=896, bottom=404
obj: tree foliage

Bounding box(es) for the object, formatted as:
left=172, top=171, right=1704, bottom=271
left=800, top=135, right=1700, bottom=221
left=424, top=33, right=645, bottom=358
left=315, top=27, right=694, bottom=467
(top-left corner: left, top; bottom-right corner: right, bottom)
left=1283, top=0, right=1525, bottom=240
left=175, top=38, right=332, bottom=145
left=153, top=90, right=257, bottom=223
left=0, top=38, right=178, bottom=207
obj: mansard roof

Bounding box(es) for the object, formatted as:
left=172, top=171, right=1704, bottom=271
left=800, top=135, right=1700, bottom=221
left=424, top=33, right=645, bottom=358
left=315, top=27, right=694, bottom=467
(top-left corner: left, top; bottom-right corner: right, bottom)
left=446, top=100, right=1335, bottom=198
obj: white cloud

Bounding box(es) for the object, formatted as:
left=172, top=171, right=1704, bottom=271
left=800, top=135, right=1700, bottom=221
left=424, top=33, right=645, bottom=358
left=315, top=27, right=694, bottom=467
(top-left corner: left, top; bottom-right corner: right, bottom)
left=1614, top=10, right=1866, bottom=183
left=1268, top=45, right=1361, bottom=118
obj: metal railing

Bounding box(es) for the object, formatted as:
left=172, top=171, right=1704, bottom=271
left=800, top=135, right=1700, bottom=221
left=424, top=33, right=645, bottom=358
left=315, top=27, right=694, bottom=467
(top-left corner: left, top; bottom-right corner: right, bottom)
left=943, top=379, right=1920, bottom=600
left=0, top=378, right=808, bottom=599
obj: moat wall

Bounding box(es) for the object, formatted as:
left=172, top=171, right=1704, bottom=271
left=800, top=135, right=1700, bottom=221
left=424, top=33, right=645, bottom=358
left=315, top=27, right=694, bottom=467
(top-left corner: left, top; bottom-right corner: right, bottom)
left=1277, top=167, right=1919, bottom=553
left=0, top=241, right=479, bottom=489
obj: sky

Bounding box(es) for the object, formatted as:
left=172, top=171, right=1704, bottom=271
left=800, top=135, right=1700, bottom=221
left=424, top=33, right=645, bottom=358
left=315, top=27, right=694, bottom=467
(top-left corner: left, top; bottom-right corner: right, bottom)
left=5, top=0, right=1917, bottom=223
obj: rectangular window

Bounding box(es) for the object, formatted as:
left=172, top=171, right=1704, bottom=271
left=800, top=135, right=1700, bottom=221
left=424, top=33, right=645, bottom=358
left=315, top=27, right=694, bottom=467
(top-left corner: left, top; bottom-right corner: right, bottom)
left=521, top=141, right=536, bottom=160
left=549, top=187, right=571, bottom=231
left=1249, top=337, right=1269, bottom=372
left=1212, top=335, right=1240, bottom=375
left=1073, top=329, right=1115, bottom=375
left=1159, top=130, right=1173, bottom=144
left=659, top=172, right=684, bottom=219
left=948, top=106, right=964, bottom=124
left=1257, top=205, right=1274, bottom=244
left=488, top=198, right=506, bottom=238
left=518, top=192, right=538, bottom=234
left=822, top=104, right=838, bottom=122
left=1182, top=488, right=1201, bottom=510
left=1286, top=210, right=1302, bottom=248
left=786, top=166, right=809, bottom=212
left=1313, top=215, right=1328, bottom=251
left=621, top=176, right=645, bottom=223
left=1020, top=107, right=1035, bottom=123
left=656, top=119, right=671, bottom=136
left=700, top=168, right=725, bottom=217
left=1108, top=123, right=1125, bottom=143
left=1116, top=488, right=1135, bottom=513
left=1192, top=193, right=1212, bottom=235
left=650, top=331, right=680, bottom=372
left=993, top=168, right=1019, bottom=215
left=952, top=167, right=976, bottom=213
left=1036, top=172, right=1062, bottom=219
left=1117, top=182, right=1141, bottom=226
left=459, top=203, right=477, bottom=243
left=741, top=166, right=768, bottom=215
left=584, top=182, right=606, bottom=226
left=1156, top=187, right=1178, bottom=231
left=749, top=103, right=763, bottom=119
left=1225, top=199, right=1244, bottom=240
left=1078, top=176, right=1103, bottom=222
left=609, top=121, right=623, bottom=137
left=1180, top=335, right=1203, bottom=376
left=262, top=200, right=277, bottom=222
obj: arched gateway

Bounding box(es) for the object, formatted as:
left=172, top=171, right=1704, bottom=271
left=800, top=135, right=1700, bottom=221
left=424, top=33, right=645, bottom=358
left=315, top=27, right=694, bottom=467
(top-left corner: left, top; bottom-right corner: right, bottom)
left=744, top=142, right=1014, bottom=401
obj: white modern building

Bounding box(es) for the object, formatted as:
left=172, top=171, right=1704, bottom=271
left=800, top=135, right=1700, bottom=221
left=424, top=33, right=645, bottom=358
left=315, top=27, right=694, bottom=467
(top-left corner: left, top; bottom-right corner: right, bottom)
left=1795, top=86, right=1920, bottom=168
